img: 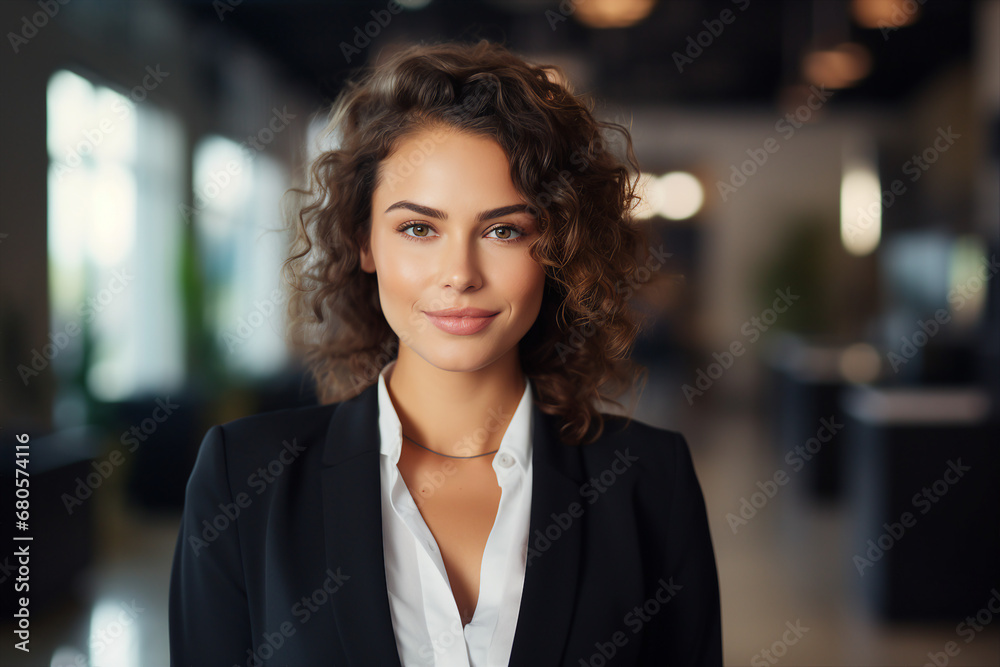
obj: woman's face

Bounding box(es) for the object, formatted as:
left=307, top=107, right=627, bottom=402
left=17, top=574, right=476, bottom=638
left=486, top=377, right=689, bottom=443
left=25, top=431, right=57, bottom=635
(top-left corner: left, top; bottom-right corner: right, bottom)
left=361, top=126, right=546, bottom=373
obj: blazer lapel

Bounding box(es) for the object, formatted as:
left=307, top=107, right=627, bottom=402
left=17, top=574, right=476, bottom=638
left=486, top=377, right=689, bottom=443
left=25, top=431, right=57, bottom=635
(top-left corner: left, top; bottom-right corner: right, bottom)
left=507, top=403, right=587, bottom=664
left=321, top=382, right=403, bottom=666
left=320, top=379, right=587, bottom=665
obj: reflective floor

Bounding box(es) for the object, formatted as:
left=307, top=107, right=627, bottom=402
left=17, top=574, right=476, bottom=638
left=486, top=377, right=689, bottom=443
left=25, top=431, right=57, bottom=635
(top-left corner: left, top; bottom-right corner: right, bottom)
left=637, top=366, right=1000, bottom=667
left=0, top=500, right=175, bottom=667
left=3, top=370, right=998, bottom=666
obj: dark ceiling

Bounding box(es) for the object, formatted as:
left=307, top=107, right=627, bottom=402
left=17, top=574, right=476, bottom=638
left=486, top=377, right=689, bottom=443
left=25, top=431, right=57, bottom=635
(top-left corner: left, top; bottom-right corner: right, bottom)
left=174, top=0, right=973, bottom=109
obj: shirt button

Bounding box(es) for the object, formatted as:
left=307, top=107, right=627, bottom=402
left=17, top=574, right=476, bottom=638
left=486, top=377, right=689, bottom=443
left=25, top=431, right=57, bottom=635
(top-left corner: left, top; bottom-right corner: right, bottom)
left=425, top=540, right=437, bottom=553
left=498, top=453, right=514, bottom=468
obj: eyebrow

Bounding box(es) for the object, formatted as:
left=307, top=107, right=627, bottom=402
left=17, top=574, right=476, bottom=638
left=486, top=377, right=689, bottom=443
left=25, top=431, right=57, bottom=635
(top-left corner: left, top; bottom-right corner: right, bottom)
left=383, top=200, right=532, bottom=223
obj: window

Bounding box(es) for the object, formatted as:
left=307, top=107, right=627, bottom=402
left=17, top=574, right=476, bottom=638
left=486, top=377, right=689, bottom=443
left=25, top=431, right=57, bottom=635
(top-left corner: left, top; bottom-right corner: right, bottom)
left=191, top=134, right=290, bottom=377
left=46, top=68, right=184, bottom=411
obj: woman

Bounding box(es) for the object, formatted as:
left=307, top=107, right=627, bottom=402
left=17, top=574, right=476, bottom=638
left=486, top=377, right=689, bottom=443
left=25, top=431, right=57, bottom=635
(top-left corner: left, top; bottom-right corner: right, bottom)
left=169, top=39, right=722, bottom=666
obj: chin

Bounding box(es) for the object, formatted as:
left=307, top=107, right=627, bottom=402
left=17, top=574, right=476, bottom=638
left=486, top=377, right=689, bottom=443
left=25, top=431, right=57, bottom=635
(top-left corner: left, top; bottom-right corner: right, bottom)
left=414, top=346, right=506, bottom=374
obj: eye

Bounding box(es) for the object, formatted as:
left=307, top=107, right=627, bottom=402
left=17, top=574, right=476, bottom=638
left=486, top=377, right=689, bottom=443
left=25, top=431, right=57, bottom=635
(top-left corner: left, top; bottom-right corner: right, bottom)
left=398, top=222, right=437, bottom=239
left=487, top=225, right=526, bottom=242
left=394, top=222, right=527, bottom=243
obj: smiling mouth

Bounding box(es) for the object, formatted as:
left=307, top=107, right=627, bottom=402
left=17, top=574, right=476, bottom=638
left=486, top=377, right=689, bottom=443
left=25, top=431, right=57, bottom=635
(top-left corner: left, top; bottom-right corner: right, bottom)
left=424, top=312, right=498, bottom=335
left=423, top=307, right=499, bottom=318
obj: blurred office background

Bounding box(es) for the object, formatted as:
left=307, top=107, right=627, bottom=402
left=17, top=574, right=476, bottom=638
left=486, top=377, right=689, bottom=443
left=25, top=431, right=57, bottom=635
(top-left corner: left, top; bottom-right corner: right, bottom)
left=1, top=0, right=998, bottom=664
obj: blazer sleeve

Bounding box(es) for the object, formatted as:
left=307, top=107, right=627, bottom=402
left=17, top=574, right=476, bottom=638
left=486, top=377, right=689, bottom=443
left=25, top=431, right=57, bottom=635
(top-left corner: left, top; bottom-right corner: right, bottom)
left=638, top=432, right=723, bottom=665
left=169, top=424, right=254, bottom=666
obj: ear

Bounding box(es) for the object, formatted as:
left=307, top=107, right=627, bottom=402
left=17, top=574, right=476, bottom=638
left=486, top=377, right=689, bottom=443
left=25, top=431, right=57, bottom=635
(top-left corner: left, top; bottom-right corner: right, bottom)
left=359, top=238, right=375, bottom=274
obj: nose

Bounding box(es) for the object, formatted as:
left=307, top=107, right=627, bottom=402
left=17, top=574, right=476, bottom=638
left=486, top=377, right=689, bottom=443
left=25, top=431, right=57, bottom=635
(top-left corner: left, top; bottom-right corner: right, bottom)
left=439, top=235, right=483, bottom=292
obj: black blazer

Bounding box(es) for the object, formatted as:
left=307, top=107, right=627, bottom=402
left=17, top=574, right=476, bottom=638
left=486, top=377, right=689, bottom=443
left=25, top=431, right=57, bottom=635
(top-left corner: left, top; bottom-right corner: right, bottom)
left=168, top=380, right=722, bottom=666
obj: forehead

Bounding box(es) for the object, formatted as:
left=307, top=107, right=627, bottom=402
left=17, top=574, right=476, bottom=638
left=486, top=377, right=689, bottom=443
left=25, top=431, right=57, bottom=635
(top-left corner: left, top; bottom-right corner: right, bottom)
left=373, top=127, right=520, bottom=203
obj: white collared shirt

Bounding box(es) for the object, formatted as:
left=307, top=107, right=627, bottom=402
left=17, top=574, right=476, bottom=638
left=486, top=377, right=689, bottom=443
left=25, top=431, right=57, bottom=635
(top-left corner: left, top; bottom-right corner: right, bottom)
left=377, top=359, right=534, bottom=667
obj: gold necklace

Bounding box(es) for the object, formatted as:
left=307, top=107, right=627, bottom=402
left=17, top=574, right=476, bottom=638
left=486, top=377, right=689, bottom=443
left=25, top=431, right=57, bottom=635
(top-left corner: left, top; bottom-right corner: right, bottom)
left=402, top=433, right=499, bottom=459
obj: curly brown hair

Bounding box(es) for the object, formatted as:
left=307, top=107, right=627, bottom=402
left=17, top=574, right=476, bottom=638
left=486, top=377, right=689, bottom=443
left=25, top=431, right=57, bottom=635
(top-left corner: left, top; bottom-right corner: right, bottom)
left=281, top=38, right=654, bottom=446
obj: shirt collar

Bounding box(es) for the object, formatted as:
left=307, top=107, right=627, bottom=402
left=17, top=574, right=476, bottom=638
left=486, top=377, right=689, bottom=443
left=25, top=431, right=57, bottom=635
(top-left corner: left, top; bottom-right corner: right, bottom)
left=376, top=358, right=533, bottom=472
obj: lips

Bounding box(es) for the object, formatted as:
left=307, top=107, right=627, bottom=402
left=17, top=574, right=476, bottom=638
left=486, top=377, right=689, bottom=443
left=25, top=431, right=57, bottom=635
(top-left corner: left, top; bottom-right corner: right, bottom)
left=424, top=307, right=499, bottom=317
left=423, top=308, right=499, bottom=335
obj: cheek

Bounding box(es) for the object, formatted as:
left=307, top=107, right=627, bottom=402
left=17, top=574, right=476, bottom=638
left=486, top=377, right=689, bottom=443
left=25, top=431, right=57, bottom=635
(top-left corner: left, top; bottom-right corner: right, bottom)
left=378, top=257, right=423, bottom=292
left=371, top=234, right=423, bottom=293
left=505, top=257, right=547, bottom=311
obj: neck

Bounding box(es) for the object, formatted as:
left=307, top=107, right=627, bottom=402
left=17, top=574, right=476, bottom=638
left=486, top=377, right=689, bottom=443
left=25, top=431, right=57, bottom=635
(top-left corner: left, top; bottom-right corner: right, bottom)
left=385, top=346, right=525, bottom=458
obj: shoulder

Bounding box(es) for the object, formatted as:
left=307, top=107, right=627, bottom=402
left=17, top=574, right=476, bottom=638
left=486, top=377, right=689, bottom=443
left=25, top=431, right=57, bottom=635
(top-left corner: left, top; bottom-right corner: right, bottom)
left=215, top=401, right=337, bottom=446
left=583, top=414, right=714, bottom=553
left=579, top=412, right=695, bottom=485
left=194, top=401, right=340, bottom=481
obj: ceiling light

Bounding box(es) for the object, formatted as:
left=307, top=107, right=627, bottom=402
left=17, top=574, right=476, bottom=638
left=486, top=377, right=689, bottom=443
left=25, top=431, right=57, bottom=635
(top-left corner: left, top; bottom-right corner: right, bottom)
left=574, top=0, right=656, bottom=28
left=802, top=42, right=872, bottom=89
left=850, top=0, right=921, bottom=29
